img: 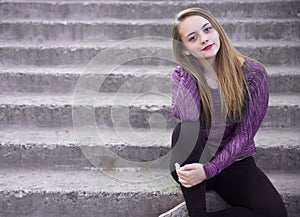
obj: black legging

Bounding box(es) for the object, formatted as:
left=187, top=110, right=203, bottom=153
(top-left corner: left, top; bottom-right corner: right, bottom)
left=170, top=122, right=287, bottom=217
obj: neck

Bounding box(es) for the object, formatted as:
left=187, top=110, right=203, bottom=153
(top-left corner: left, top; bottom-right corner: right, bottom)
left=206, top=57, right=216, bottom=70
left=204, top=62, right=219, bottom=89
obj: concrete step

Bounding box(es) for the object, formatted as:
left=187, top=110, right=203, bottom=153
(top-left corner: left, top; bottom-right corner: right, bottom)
left=1, top=40, right=299, bottom=66
left=0, top=166, right=182, bottom=217
left=1, top=1, right=299, bottom=20
left=0, top=126, right=299, bottom=170
left=0, top=167, right=299, bottom=217
left=0, top=65, right=299, bottom=93
left=1, top=19, right=299, bottom=42
left=0, top=92, right=298, bottom=128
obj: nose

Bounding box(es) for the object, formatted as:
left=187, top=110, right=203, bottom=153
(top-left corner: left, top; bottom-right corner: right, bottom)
left=199, top=33, right=208, bottom=44
left=201, top=38, right=208, bottom=45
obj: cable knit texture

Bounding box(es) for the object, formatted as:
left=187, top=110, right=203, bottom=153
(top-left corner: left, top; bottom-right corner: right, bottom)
left=171, top=59, right=269, bottom=179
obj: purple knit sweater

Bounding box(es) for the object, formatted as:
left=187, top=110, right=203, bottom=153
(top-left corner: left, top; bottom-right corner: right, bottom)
left=171, top=59, right=269, bottom=179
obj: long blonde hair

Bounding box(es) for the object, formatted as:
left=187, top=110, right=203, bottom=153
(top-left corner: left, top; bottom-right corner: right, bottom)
left=172, top=8, right=250, bottom=125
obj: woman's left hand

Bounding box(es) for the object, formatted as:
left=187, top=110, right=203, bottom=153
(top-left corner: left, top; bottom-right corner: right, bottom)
left=175, top=163, right=207, bottom=188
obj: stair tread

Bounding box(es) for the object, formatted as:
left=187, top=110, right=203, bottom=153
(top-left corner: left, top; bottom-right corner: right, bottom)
left=1, top=0, right=298, bottom=3
left=0, top=92, right=298, bottom=107
left=0, top=167, right=299, bottom=196
left=0, top=166, right=177, bottom=194
left=0, top=64, right=299, bottom=76
left=0, top=65, right=170, bottom=76
left=0, top=39, right=299, bottom=48
left=2, top=18, right=299, bottom=23
left=0, top=125, right=299, bottom=148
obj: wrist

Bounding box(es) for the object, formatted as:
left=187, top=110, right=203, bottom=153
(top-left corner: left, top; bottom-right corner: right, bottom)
left=203, top=162, right=217, bottom=180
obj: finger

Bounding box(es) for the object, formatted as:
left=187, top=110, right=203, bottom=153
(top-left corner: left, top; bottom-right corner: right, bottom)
left=182, top=163, right=199, bottom=171
left=179, top=171, right=190, bottom=179
left=178, top=177, right=189, bottom=185
left=181, top=183, right=192, bottom=188
left=175, top=163, right=181, bottom=174
left=177, top=173, right=187, bottom=181
left=179, top=177, right=190, bottom=183
left=176, top=170, right=189, bottom=179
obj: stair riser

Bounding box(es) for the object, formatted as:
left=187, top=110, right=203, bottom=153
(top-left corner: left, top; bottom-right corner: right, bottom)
left=0, top=144, right=299, bottom=170
left=1, top=46, right=299, bottom=66
left=0, top=72, right=299, bottom=93
left=0, top=105, right=298, bottom=128
left=1, top=1, right=299, bottom=20
left=0, top=190, right=298, bottom=217
left=1, top=21, right=299, bottom=42
left=0, top=191, right=182, bottom=217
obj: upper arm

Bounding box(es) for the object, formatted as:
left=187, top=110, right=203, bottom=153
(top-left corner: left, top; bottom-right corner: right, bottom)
left=171, top=66, right=200, bottom=121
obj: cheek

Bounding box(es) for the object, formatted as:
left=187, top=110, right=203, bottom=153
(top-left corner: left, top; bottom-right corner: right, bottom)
left=212, top=32, right=221, bottom=52
left=184, top=43, right=197, bottom=53
left=212, top=32, right=220, bottom=44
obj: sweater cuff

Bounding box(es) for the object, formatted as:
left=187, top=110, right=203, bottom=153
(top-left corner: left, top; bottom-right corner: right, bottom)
left=203, top=162, right=218, bottom=180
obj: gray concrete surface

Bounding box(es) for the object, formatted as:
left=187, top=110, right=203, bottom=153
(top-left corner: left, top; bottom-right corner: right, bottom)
left=1, top=19, right=299, bottom=42
left=0, top=92, right=299, bottom=128
left=0, top=126, right=299, bottom=170
left=1, top=1, right=299, bottom=20
left=1, top=40, right=299, bottom=66
left=0, top=167, right=299, bottom=217
left=0, top=65, right=299, bottom=93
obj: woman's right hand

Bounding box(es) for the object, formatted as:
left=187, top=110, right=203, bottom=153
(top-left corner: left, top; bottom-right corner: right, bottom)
left=175, top=163, right=206, bottom=188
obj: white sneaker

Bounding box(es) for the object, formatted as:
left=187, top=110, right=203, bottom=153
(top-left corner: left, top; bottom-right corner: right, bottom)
left=158, top=201, right=188, bottom=217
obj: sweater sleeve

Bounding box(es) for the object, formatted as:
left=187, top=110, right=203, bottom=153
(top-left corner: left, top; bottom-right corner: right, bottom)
left=203, top=63, right=269, bottom=179
left=171, top=66, right=200, bottom=121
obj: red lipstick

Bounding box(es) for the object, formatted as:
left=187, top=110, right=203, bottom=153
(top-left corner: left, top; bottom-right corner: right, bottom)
left=202, top=44, right=214, bottom=51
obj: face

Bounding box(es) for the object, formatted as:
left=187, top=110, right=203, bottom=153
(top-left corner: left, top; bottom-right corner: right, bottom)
left=178, top=15, right=220, bottom=65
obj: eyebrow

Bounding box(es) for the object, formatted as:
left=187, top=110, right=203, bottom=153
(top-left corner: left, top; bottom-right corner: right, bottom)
left=185, top=23, right=210, bottom=38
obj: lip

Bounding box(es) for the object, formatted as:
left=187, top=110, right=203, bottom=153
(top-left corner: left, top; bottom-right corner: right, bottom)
left=202, top=44, right=214, bottom=51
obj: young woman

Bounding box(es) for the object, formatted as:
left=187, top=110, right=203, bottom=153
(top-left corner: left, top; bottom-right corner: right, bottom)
left=168, top=8, right=287, bottom=217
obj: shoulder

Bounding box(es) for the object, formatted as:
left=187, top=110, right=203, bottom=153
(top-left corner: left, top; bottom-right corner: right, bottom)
left=242, top=58, right=267, bottom=85
left=242, top=58, right=266, bottom=75
left=171, top=66, right=195, bottom=82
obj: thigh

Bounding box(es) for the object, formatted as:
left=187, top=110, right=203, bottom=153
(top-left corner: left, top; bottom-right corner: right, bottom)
left=214, top=157, right=287, bottom=217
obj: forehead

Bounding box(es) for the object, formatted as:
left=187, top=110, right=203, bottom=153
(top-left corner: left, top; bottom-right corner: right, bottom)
left=178, top=15, right=210, bottom=37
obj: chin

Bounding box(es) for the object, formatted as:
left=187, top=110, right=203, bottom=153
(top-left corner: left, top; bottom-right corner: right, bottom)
left=204, top=55, right=216, bottom=61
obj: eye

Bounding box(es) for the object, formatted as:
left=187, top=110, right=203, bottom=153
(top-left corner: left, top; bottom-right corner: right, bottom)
left=188, top=35, right=198, bottom=42
left=204, top=26, right=213, bottom=33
